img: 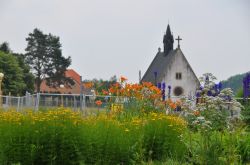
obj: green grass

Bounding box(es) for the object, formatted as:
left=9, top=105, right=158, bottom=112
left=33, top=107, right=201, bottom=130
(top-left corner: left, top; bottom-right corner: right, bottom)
left=0, top=108, right=187, bottom=164
left=0, top=107, right=249, bottom=164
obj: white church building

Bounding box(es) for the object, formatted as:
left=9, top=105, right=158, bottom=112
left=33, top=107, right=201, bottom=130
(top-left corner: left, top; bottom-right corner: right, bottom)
left=141, top=24, right=200, bottom=97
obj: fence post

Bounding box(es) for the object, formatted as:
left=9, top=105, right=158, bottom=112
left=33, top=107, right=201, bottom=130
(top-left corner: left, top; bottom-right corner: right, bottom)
left=64, top=97, right=67, bottom=107
left=5, top=95, right=9, bottom=109
left=20, top=97, right=23, bottom=111
left=73, top=95, right=76, bottom=110
left=80, top=76, right=83, bottom=112
left=25, top=91, right=28, bottom=107
left=35, top=93, right=40, bottom=111
left=83, top=94, right=86, bottom=109
left=8, top=92, right=11, bottom=108
left=17, top=96, right=20, bottom=112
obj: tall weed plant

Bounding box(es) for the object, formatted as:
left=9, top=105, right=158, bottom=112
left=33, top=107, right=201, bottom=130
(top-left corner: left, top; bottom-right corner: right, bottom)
left=0, top=108, right=186, bottom=164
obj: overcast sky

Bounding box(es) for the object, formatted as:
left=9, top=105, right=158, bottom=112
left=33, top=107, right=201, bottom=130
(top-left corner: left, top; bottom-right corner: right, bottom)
left=0, top=0, right=249, bottom=82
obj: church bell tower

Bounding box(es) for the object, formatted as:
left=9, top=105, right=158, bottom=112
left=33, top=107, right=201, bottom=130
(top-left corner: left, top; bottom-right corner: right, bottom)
left=163, top=24, right=174, bottom=56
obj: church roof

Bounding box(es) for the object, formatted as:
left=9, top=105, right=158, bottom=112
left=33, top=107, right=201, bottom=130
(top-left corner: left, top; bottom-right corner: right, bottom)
left=141, top=48, right=199, bottom=84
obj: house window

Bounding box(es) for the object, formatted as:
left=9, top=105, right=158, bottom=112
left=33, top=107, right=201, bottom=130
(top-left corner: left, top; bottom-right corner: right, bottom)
left=176, top=72, right=182, bottom=80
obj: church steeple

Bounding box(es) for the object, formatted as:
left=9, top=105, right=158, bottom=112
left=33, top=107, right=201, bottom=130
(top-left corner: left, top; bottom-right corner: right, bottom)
left=163, top=24, right=174, bottom=56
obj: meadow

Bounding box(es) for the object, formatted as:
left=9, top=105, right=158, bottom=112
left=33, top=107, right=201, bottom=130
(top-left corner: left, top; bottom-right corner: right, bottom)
left=0, top=108, right=187, bottom=164
left=0, top=80, right=249, bottom=164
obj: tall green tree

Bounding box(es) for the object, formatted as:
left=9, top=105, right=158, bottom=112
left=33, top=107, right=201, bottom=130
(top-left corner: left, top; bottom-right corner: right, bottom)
left=0, top=51, right=26, bottom=95
left=0, top=42, right=35, bottom=95
left=0, top=42, right=11, bottom=54
left=45, top=33, right=72, bottom=87
left=25, top=28, right=71, bottom=92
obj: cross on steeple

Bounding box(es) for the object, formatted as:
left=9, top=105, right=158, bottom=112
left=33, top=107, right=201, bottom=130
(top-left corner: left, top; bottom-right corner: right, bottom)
left=175, top=35, right=182, bottom=48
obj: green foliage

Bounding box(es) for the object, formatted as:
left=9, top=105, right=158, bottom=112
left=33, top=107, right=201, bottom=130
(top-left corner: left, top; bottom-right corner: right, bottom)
left=236, top=87, right=243, bottom=97
left=185, top=128, right=250, bottom=165
left=221, top=72, right=249, bottom=94
left=237, top=130, right=250, bottom=162
left=25, top=28, right=71, bottom=92
left=0, top=51, right=26, bottom=95
left=85, top=75, right=117, bottom=94
left=191, top=73, right=243, bottom=131
left=0, top=42, right=35, bottom=95
left=0, top=109, right=186, bottom=164
left=242, top=104, right=250, bottom=126
left=0, top=42, right=11, bottom=54
left=13, top=53, right=35, bottom=94
left=183, top=73, right=250, bottom=164
left=143, top=119, right=187, bottom=161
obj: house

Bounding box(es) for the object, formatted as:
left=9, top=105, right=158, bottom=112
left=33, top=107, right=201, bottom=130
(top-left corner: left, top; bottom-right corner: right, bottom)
left=40, top=69, right=93, bottom=95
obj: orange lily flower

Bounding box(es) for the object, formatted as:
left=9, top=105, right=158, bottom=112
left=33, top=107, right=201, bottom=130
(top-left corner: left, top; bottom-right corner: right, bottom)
left=102, top=89, right=109, bottom=95
left=121, top=76, right=128, bottom=82
left=95, top=100, right=103, bottom=106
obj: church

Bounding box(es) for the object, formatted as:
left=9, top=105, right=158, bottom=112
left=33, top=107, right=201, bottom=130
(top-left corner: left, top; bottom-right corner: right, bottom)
left=141, top=25, right=200, bottom=97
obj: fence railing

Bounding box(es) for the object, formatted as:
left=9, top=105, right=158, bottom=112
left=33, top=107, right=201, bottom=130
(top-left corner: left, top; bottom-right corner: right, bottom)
left=0, top=93, right=136, bottom=111
left=3, top=94, right=247, bottom=111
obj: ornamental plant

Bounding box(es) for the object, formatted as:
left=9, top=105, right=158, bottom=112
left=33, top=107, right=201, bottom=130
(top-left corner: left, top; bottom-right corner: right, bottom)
left=184, top=73, right=244, bottom=131
left=105, top=77, right=164, bottom=114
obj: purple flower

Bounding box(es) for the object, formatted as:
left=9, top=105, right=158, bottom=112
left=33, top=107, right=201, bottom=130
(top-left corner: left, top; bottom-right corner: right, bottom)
left=162, top=94, right=166, bottom=101
left=218, top=82, right=222, bottom=90
left=207, top=90, right=212, bottom=96
left=157, top=83, right=161, bottom=89
left=162, top=82, right=166, bottom=89
left=196, top=92, right=201, bottom=97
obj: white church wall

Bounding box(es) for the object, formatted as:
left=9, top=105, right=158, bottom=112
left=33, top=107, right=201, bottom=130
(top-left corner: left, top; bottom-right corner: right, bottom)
left=160, top=50, right=199, bottom=97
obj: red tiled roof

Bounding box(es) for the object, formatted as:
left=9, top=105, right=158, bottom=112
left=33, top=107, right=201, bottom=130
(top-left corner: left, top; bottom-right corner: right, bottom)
left=65, top=69, right=81, bottom=85
left=40, top=69, right=91, bottom=94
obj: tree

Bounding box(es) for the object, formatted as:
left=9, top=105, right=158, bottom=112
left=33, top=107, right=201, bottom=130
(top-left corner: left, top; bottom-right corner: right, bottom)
left=0, top=42, right=35, bottom=95
left=13, top=53, right=35, bottom=94
left=45, top=34, right=72, bottom=87
left=221, top=73, right=248, bottom=94
left=25, top=28, right=71, bottom=92
left=0, top=42, right=11, bottom=54
left=0, top=51, right=26, bottom=95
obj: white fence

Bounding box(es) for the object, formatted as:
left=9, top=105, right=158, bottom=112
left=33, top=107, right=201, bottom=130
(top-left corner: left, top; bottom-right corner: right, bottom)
left=3, top=93, right=238, bottom=112
left=0, top=93, right=119, bottom=111
left=0, top=93, right=195, bottom=111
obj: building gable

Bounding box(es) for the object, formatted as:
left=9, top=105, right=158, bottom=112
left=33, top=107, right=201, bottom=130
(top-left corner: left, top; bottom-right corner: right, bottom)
left=141, top=26, right=200, bottom=97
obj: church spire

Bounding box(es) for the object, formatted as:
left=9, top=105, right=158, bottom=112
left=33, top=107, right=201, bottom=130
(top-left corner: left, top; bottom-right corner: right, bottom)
left=163, top=24, right=174, bottom=56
